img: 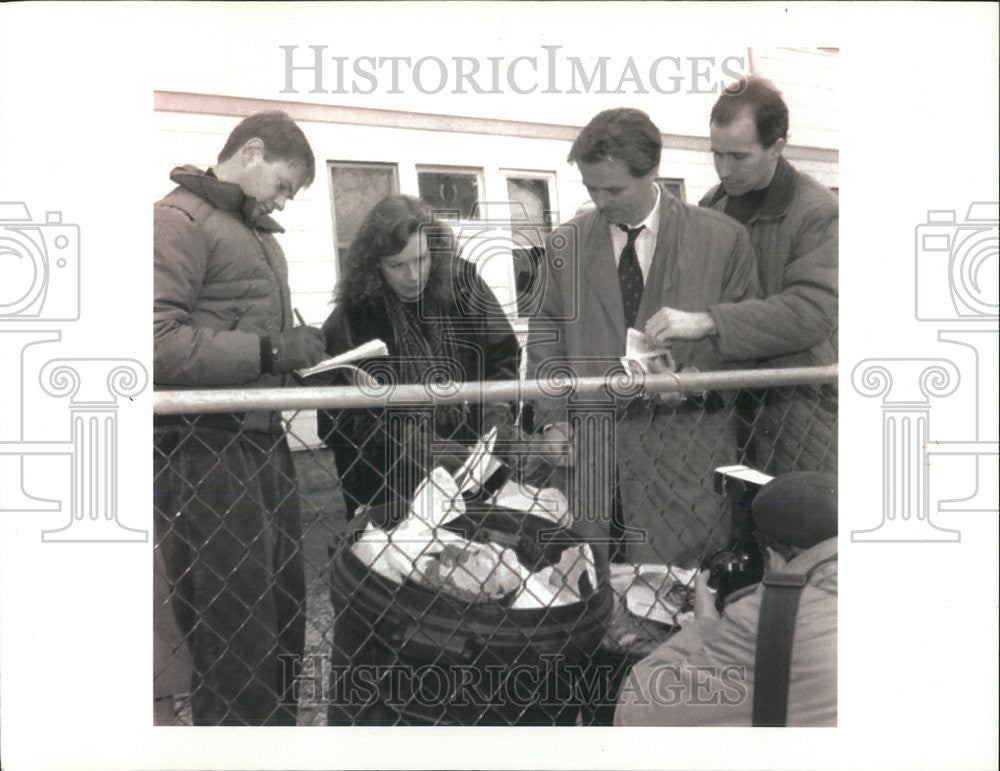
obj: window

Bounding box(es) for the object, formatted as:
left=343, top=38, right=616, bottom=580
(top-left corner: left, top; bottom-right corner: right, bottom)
left=504, top=174, right=556, bottom=239
left=503, top=171, right=557, bottom=317
left=328, top=161, right=399, bottom=275
left=656, top=177, right=687, bottom=203
left=416, top=165, right=484, bottom=219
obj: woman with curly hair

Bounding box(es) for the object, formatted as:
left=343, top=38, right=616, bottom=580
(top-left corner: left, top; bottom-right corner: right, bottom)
left=316, top=194, right=520, bottom=519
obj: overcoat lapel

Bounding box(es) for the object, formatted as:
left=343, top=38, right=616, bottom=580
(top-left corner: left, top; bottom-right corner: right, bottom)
left=582, top=214, right=627, bottom=350
left=636, top=187, right=683, bottom=327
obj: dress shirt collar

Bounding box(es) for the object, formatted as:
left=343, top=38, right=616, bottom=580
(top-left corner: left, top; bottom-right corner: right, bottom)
left=610, top=183, right=661, bottom=278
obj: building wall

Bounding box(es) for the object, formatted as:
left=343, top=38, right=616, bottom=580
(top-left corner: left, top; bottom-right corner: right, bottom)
left=152, top=47, right=839, bottom=448
left=153, top=96, right=838, bottom=326
left=156, top=36, right=838, bottom=149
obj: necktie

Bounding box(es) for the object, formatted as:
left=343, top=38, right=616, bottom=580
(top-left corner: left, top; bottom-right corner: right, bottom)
left=617, top=224, right=645, bottom=328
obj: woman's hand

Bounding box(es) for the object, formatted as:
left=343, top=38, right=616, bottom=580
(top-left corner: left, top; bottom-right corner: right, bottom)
left=539, top=422, right=574, bottom=468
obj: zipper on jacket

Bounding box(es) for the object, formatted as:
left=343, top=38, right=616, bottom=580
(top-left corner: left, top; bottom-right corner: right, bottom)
left=229, top=307, right=246, bottom=330
left=250, top=228, right=290, bottom=333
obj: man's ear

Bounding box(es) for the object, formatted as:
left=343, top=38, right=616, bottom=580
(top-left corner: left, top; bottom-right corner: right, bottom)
left=770, top=136, right=787, bottom=158
left=240, top=137, right=266, bottom=166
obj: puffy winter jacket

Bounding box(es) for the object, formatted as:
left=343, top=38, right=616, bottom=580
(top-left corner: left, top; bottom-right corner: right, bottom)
left=702, top=156, right=838, bottom=369
left=154, top=165, right=295, bottom=431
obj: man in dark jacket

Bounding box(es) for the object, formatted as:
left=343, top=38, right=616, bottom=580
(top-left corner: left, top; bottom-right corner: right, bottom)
left=645, top=76, right=838, bottom=476
left=153, top=111, right=326, bottom=725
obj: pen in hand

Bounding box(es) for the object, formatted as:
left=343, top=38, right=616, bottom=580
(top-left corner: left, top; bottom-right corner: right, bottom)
left=289, top=308, right=327, bottom=374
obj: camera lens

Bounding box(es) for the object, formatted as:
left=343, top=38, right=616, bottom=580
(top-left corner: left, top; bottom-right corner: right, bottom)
left=0, top=236, right=44, bottom=312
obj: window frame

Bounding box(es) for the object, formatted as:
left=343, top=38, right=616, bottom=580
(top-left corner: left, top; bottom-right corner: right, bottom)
left=415, top=164, right=486, bottom=220
left=500, top=168, right=559, bottom=231
left=655, top=176, right=687, bottom=203
left=326, top=159, right=400, bottom=276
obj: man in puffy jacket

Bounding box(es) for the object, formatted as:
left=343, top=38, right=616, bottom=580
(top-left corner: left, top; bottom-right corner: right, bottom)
left=645, top=76, right=838, bottom=476
left=153, top=111, right=326, bottom=725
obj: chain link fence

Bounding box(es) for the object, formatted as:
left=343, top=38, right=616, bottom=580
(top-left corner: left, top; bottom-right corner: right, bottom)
left=153, top=364, right=836, bottom=726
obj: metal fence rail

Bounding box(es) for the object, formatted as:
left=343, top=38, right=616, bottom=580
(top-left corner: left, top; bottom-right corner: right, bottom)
left=153, top=365, right=837, bottom=726
left=154, top=365, right=838, bottom=413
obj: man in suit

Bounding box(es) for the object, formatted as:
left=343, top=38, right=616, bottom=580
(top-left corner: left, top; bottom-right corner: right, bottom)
left=646, top=76, right=838, bottom=476
left=527, top=108, right=760, bottom=567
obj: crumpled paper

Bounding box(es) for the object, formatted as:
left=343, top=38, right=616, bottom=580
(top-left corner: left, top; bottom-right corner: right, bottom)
left=352, top=465, right=596, bottom=608
left=412, top=541, right=528, bottom=602
left=610, top=563, right=697, bottom=626
left=489, top=480, right=571, bottom=527
left=509, top=542, right=598, bottom=609
left=352, top=467, right=467, bottom=584
left=621, top=327, right=674, bottom=375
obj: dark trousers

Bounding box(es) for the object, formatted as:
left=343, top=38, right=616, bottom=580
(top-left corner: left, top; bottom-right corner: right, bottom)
left=154, top=425, right=305, bottom=725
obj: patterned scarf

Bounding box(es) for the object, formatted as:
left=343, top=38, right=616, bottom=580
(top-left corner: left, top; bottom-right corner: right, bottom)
left=384, top=292, right=470, bottom=439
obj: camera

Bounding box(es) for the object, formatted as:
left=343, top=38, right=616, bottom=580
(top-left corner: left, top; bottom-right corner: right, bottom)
left=701, top=539, right=764, bottom=613
left=914, top=203, right=998, bottom=321
left=705, top=465, right=774, bottom=611
left=0, top=202, right=80, bottom=321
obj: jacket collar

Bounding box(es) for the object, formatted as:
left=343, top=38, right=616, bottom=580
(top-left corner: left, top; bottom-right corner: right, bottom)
left=168, top=165, right=284, bottom=233
left=769, top=535, right=838, bottom=575
left=703, top=155, right=799, bottom=223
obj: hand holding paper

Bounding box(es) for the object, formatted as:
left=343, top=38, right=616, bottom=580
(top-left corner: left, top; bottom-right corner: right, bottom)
left=644, top=306, right=717, bottom=346
left=294, top=338, right=389, bottom=380
left=621, top=327, right=675, bottom=375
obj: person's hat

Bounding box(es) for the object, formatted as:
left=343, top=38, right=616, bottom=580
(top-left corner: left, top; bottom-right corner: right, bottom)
left=751, top=471, right=837, bottom=548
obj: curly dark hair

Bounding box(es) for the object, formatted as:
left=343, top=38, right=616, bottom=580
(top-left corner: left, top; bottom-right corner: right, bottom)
left=334, top=194, right=456, bottom=310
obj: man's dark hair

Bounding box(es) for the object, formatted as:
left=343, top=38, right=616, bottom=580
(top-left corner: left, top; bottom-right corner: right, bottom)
left=568, top=108, right=662, bottom=178
left=710, top=76, right=789, bottom=149
left=217, top=110, right=316, bottom=186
